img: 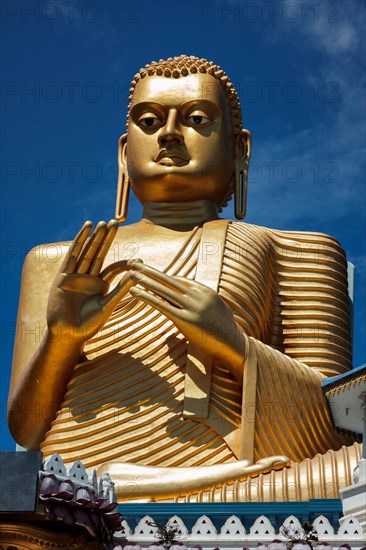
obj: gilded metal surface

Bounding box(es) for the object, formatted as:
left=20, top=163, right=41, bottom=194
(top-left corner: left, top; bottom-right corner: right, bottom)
left=172, top=443, right=362, bottom=502
left=7, top=55, right=357, bottom=502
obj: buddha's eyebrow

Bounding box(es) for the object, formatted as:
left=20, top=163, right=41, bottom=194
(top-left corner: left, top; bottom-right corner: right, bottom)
left=130, top=100, right=221, bottom=116
left=130, top=101, right=166, bottom=115
left=178, top=100, right=222, bottom=116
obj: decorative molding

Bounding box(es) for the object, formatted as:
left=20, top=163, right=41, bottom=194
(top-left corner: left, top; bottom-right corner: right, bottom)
left=191, top=515, right=217, bottom=537
left=338, top=516, right=363, bottom=536
left=220, top=515, right=246, bottom=537
left=113, top=513, right=365, bottom=549
left=281, top=515, right=303, bottom=534
left=167, top=515, right=189, bottom=538
left=313, top=515, right=335, bottom=537
left=134, top=515, right=159, bottom=538
left=249, top=515, right=275, bottom=536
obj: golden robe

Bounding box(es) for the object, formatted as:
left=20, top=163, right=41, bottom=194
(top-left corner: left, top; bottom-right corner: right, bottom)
left=40, top=221, right=357, bottom=500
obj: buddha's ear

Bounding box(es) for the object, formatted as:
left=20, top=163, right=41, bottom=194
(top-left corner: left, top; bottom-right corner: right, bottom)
left=116, top=134, right=129, bottom=222
left=118, top=133, right=128, bottom=169
left=235, top=129, right=251, bottom=168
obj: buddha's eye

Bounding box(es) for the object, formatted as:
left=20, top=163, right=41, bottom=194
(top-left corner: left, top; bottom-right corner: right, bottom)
left=137, top=114, right=161, bottom=128
left=186, top=112, right=211, bottom=126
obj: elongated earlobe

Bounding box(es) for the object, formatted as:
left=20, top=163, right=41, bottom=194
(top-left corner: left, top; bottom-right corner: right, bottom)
left=115, top=134, right=129, bottom=222
left=234, top=129, right=251, bottom=220
left=234, top=160, right=248, bottom=220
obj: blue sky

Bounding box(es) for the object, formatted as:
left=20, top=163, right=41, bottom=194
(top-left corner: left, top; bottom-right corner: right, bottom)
left=1, top=0, right=365, bottom=450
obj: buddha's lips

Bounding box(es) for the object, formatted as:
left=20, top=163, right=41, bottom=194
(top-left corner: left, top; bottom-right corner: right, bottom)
left=154, top=149, right=190, bottom=163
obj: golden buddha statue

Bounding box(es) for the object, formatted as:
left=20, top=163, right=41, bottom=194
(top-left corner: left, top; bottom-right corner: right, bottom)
left=8, top=55, right=360, bottom=503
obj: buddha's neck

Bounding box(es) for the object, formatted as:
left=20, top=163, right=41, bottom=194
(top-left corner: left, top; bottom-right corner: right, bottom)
left=141, top=200, right=219, bottom=230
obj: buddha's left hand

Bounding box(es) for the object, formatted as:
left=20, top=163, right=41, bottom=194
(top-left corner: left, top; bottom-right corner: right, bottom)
left=130, top=262, right=246, bottom=382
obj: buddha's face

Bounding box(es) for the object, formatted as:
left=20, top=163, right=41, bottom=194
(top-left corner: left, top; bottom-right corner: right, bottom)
left=125, top=73, right=237, bottom=205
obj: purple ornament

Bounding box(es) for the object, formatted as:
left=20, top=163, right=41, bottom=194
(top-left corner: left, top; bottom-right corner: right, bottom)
left=75, top=486, right=92, bottom=503
left=58, top=479, right=75, bottom=499
left=39, top=474, right=59, bottom=496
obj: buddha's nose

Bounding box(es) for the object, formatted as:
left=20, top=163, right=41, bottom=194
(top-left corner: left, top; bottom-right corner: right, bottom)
left=158, top=109, right=184, bottom=146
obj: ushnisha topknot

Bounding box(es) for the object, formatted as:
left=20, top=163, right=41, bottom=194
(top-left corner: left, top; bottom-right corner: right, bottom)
left=126, top=55, right=243, bottom=134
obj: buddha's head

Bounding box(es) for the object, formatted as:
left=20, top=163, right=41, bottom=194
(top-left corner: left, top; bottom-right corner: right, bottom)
left=116, top=55, right=251, bottom=221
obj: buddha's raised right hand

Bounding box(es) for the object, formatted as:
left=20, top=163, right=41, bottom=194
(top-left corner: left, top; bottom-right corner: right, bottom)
left=47, top=220, right=136, bottom=347
left=8, top=220, right=137, bottom=448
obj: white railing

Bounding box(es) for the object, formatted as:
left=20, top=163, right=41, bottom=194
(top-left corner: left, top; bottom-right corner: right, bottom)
left=114, top=513, right=365, bottom=550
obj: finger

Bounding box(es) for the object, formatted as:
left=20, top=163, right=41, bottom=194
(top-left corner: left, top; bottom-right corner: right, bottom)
left=89, top=220, right=118, bottom=276
left=101, top=259, right=143, bottom=284
left=256, top=456, right=290, bottom=468
left=100, top=272, right=136, bottom=312
left=243, top=456, right=289, bottom=478
left=60, top=221, right=93, bottom=274
left=131, top=271, right=185, bottom=308
left=132, top=263, right=189, bottom=294
left=75, top=221, right=108, bottom=274
left=255, top=456, right=288, bottom=465
left=130, top=286, right=177, bottom=318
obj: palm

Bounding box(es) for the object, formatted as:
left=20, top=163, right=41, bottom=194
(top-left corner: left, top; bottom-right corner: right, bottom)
left=46, top=221, right=135, bottom=345
left=47, top=273, right=108, bottom=341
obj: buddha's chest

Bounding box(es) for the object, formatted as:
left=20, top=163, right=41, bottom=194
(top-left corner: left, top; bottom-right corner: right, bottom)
left=104, top=225, right=196, bottom=273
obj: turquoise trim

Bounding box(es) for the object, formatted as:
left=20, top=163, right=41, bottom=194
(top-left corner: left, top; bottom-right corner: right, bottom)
left=322, top=364, right=366, bottom=389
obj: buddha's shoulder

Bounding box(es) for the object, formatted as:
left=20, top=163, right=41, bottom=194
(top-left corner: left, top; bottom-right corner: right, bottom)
left=22, top=240, right=72, bottom=278
left=228, top=221, right=346, bottom=259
